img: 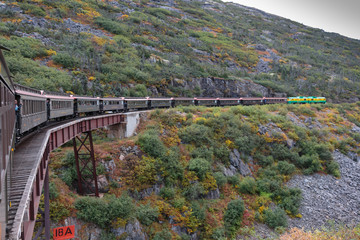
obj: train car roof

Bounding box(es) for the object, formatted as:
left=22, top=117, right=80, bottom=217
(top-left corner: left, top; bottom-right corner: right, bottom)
left=15, top=89, right=47, bottom=98
left=172, top=97, right=195, bottom=100
left=73, top=96, right=100, bottom=100
left=217, top=98, right=240, bottom=100
left=148, top=98, right=172, bottom=100
left=102, top=97, right=125, bottom=101
left=125, top=98, right=148, bottom=101
left=45, top=94, right=74, bottom=100
left=264, top=97, right=287, bottom=100
left=240, top=97, right=263, bottom=100
left=195, top=97, right=217, bottom=100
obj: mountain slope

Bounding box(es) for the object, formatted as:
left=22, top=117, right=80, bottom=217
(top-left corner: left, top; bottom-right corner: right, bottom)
left=0, top=0, right=359, bottom=101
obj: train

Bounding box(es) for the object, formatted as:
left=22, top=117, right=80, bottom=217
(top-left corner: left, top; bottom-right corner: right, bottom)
left=0, top=43, right=329, bottom=239
left=13, top=83, right=326, bottom=138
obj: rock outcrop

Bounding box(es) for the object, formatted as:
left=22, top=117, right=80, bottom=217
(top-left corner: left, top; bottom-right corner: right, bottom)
left=223, top=149, right=253, bottom=177
left=112, top=219, right=147, bottom=240
left=63, top=217, right=102, bottom=240
left=170, top=77, right=286, bottom=98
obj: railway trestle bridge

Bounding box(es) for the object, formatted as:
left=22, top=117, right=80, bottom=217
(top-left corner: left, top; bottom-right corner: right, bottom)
left=2, top=112, right=143, bottom=240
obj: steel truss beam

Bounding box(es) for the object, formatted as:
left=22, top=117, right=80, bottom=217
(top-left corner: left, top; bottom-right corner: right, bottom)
left=73, top=131, right=99, bottom=197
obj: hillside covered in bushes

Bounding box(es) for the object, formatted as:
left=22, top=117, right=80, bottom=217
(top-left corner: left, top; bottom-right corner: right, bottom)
left=0, top=0, right=360, bottom=101
left=48, top=102, right=360, bottom=239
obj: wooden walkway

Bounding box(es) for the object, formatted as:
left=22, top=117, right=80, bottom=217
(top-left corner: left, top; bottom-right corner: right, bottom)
left=6, top=126, right=50, bottom=238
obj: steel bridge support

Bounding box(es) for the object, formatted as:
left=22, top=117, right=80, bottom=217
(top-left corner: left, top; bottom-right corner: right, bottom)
left=31, top=167, right=50, bottom=240
left=73, top=131, right=99, bottom=197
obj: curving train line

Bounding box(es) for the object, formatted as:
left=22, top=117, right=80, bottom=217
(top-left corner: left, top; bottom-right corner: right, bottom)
left=0, top=44, right=326, bottom=239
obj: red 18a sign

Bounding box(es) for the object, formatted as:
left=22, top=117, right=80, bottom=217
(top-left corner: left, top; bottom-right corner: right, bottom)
left=53, top=225, right=75, bottom=240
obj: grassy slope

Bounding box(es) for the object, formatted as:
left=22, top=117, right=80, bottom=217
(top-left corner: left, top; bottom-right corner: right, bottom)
left=48, top=102, right=360, bottom=239
left=0, top=0, right=359, bottom=101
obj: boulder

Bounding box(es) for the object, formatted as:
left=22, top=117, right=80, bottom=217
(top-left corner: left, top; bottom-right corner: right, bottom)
left=351, top=126, right=360, bottom=133
left=204, top=188, right=220, bottom=199
left=256, top=59, right=271, bottom=73
left=222, top=165, right=237, bottom=177
left=97, top=175, right=109, bottom=193
left=347, top=151, right=360, bottom=162
left=63, top=217, right=102, bottom=240
left=229, top=149, right=252, bottom=177
left=171, top=225, right=199, bottom=240
left=112, top=219, right=147, bottom=240
left=129, top=181, right=163, bottom=200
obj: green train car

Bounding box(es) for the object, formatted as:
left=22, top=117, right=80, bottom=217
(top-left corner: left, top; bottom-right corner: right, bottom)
left=287, top=96, right=326, bottom=104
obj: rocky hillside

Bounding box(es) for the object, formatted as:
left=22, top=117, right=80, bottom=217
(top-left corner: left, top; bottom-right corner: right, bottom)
left=0, top=0, right=360, bottom=101
left=47, top=102, right=360, bottom=239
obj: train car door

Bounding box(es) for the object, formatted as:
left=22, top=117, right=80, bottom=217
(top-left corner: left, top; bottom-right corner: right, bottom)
left=73, top=99, right=78, bottom=117
left=46, top=98, right=50, bottom=120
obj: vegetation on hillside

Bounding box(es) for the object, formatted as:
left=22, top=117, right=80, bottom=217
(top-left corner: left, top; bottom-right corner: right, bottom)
left=47, top=102, right=360, bottom=238
left=0, top=0, right=359, bottom=101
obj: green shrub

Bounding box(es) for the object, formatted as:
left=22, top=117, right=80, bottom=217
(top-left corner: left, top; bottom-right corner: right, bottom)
left=211, top=227, right=226, bottom=239
left=160, top=147, right=184, bottom=184
left=256, top=179, right=281, bottom=194
left=191, top=147, right=213, bottom=162
left=263, top=207, right=288, bottom=229
left=238, top=177, right=257, bottom=194
left=20, top=3, right=46, bottom=16
left=256, top=155, right=274, bottom=167
left=0, top=36, right=47, bottom=59
left=277, top=161, right=296, bottom=175
left=179, top=124, right=212, bottom=147
left=326, top=160, right=340, bottom=177
left=75, top=197, right=110, bottom=228
left=172, top=197, right=186, bottom=209
left=227, top=175, right=240, bottom=187
left=49, top=200, right=71, bottom=222
left=129, top=84, right=149, bottom=97
left=153, top=229, right=172, bottom=240
left=271, top=144, right=299, bottom=163
left=137, top=130, right=166, bottom=158
left=75, top=195, right=134, bottom=228
left=213, top=144, right=230, bottom=164
left=99, top=231, right=116, bottom=240
left=272, top=188, right=302, bottom=215
left=53, top=53, right=79, bottom=68
left=60, top=152, right=77, bottom=187
left=214, top=172, right=227, bottom=188
left=188, top=158, right=211, bottom=180
left=191, top=202, right=206, bottom=221
left=160, top=187, right=176, bottom=200
left=95, top=17, right=128, bottom=35
left=352, top=133, right=360, bottom=142
left=224, top=199, right=245, bottom=237
left=49, top=181, right=59, bottom=200
left=136, top=204, right=159, bottom=226
left=182, top=182, right=205, bottom=200
left=315, top=144, right=333, bottom=161
left=297, top=154, right=321, bottom=174
left=235, top=136, right=259, bottom=155
left=107, top=195, right=134, bottom=220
